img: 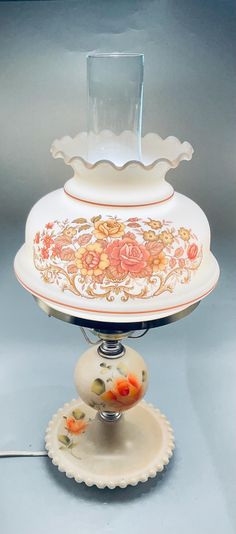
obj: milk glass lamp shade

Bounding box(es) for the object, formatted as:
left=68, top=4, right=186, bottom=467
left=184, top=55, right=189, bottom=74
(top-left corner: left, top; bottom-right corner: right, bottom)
left=14, top=53, right=220, bottom=324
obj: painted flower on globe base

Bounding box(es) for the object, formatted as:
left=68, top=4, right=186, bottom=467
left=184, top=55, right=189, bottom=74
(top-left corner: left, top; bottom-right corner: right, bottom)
left=74, top=345, right=148, bottom=413
left=90, top=367, right=146, bottom=412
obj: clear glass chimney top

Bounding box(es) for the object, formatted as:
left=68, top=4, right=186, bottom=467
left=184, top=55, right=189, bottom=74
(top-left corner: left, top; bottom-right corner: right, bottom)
left=87, top=53, right=144, bottom=165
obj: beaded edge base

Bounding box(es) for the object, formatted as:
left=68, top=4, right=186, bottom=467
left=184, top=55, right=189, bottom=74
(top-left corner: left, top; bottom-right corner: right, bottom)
left=45, top=399, right=175, bottom=490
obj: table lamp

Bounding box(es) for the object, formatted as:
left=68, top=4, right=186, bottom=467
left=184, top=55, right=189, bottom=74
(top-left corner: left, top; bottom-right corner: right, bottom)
left=14, top=53, right=219, bottom=489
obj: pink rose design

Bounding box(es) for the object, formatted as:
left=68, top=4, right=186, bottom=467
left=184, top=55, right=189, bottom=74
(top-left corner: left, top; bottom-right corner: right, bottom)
left=106, top=238, right=150, bottom=277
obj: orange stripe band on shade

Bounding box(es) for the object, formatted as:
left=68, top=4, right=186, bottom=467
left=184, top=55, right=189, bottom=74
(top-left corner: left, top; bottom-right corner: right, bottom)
left=15, top=270, right=216, bottom=316
left=63, top=187, right=174, bottom=208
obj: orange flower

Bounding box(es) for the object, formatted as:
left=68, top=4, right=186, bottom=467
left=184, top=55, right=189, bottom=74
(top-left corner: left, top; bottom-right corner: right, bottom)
left=43, top=234, right=54, bottom=248
left=63, top=227, right=77, bottom=238
left=46, top=222, right=54, bottom=229
left=93, top=219, right=125, bottom=239
left=65, top=416, right=87, bottom=435
left=146, top=241, right=167, bottom=271
left=178, top=227, right=190, bottom=241
left=101, top=374, right=142, bottom=407
left=143, top=230, right=158, bottom=241
left=75, top=242, right=109, bottom=276
left=159, top=231, right=174, bottom=245
left=152, top=252, right=168, bottom=272
left=147, top=219, right=162, bottom=230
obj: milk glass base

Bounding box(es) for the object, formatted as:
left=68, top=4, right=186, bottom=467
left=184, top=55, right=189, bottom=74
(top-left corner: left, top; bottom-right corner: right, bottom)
left=45, top=398, right=174, bottom=489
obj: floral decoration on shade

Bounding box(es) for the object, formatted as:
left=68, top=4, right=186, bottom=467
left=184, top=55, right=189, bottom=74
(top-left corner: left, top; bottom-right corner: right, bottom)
left=33, top=216, right=202, bottom=301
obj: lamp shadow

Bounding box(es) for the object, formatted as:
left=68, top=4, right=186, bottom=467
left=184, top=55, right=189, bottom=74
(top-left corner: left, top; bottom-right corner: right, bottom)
left=44, top=452, right=176, bottom=503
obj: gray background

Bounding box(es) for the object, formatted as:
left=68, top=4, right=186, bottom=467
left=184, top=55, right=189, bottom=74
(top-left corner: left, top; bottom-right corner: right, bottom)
left=0, top=1, right=235, bottom=533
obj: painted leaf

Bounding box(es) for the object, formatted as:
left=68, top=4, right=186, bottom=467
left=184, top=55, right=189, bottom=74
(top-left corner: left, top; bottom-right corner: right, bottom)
left=142, top=369, right=147, bottom=383
left=175, top=247, right=184, bottom=258
left=106, top=265, right=127, bottom=281
left=54, top=235, right=71, bottom=246
left=72, top=408, right=85, bottom=420
left=60, top=248, right=75, bottom=261
left=79, top=224, right=91, bottom=231
left=68, top=442, right=78, bottom=449
left=117, top=363, right=128, bottom=376
left=146, top=241, right=164, bottom=256
left=77, top=234, right=92, bottom=246
left=72, top=218, right=87, bottom=224
left=91, top=215, right=102, bottom=223
left=91, top=378, right=106, bottom=395
left=67, top=263, right=78, bottom=274
left=58, top=434, right=70, bottom=446
left=94, top=272, right=105, bottom=283
left=125, top=232, right=135, bottom=240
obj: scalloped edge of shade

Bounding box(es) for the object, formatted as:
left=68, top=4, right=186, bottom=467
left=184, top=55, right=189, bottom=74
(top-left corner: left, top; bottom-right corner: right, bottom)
left=50, top=131, right=194, bottom=171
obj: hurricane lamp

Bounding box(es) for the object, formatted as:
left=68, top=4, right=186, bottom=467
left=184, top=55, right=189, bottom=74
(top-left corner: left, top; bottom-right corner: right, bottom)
left=14, top=53, right=219, bottom=489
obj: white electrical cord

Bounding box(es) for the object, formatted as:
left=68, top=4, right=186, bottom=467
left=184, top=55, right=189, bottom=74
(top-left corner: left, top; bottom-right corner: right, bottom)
left=0, top=451, right=48, bottom=458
